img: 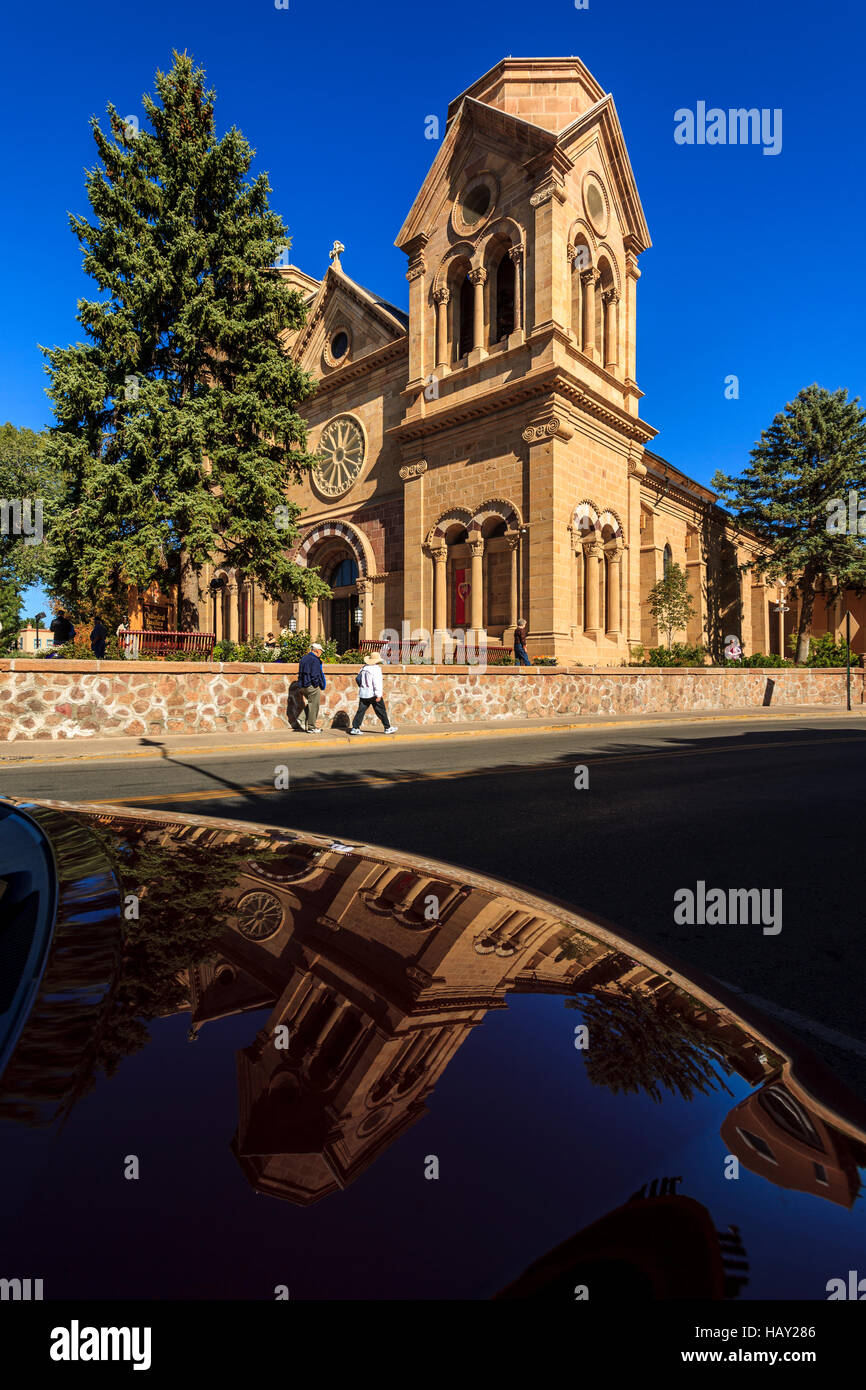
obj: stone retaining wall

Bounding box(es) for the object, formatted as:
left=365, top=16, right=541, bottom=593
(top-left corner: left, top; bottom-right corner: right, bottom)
left=0, top=660, right=861, bottom=741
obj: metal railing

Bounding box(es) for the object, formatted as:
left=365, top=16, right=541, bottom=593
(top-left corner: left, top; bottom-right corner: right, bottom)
left=123, top=630, right=217, bottom=659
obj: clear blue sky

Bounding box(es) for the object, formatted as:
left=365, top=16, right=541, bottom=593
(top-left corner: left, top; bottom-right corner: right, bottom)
left=2, top=0, right=863, bottom=502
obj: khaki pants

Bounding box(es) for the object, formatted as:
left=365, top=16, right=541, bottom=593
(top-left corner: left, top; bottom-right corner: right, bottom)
left=303, top=686, right=321, bottom=730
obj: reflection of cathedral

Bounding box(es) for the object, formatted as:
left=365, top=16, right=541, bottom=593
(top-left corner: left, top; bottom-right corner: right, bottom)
left=4, top=799, right=866, bottom=1224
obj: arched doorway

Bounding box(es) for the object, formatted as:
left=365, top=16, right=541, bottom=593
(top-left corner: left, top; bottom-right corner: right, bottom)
left=327, top=553, right=360, bottom=652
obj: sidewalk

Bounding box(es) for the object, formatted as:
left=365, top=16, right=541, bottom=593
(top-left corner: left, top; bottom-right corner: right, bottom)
left=0, top=705, right=862, bottom=766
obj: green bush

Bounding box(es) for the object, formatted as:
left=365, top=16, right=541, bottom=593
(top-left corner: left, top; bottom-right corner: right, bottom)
left=804, top=632, right=857, bottom=667
left=644, top=643, right=707, bottom=667
left=532, top=656, right=558, bottom=666
left=734, top=652, right=792, bottom=668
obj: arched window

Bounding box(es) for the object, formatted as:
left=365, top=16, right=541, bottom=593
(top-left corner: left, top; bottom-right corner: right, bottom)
left=493, top=253, right=515, bottom=343
left=663, top=544, right=673, bottom=578
left=329, top=556, right=359, bottom=588
left=457, top=275, right=474, bottom=359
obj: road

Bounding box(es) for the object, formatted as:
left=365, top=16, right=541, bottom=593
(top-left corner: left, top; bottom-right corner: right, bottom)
left=5, top=714, right=865, bottom=1097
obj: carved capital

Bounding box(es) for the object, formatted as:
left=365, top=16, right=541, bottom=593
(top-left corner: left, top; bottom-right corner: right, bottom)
left=530, top=174, right=565, bottom=207
left=505, top=532, right=520, bottom=552
left=521, top=414, right=572, bottom=443
left=433, top=287, right=450, bottom=305
left=469, top=539, right=485, bottom=558
left=399, top=460, right=428, bottom=481
left=406, top=256, right=427, bottom=283
left=508, top=244, right=524, bottom=265
left=468, top=267, right=487, bottom=286
left=581, top=267, right=600, bottom=289
left=432, top=545, right=447, bottom=566
left=603, top=288, right=620, bottom=306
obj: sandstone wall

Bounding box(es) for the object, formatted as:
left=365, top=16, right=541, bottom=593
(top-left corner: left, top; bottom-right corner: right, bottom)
left=0, top=660, right=861, bottom=742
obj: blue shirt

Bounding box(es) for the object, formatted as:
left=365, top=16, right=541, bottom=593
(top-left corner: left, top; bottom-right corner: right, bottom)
left=298, top=651, right=326, bottom=689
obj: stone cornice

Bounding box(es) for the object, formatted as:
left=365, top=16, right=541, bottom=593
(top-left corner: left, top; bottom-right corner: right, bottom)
left=388, top=363, right=656, bottom=446
left=309, top=337, right=408, bottom=395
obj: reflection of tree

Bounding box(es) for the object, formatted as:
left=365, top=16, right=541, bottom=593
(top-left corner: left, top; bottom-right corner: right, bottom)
left=567, top=985, right=735, bottom=1104
left=83, top=824, right=279, bottom=1080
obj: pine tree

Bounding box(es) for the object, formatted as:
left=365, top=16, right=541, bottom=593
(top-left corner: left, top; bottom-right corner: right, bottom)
left=42, top=52, right=331, bottom=629
left=713, top=385, right=866, bottom=662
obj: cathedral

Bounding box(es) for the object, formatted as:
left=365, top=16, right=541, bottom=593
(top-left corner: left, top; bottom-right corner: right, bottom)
left=192, top=57, right=799, bottom=663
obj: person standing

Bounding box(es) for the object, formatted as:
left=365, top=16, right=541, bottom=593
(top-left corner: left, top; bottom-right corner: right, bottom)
left=90, top=616, right=108, bottom=659
left=350, top=653, right=397, bottom=734
left=297, top=641, right=326, bottom=732
left=50, top=611, right=75, bottom=648
left=514, top=619, right=531, bottom=667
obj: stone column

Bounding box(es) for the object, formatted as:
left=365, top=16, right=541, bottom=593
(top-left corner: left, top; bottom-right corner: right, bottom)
left=469, top=537, right=484, bottom=636
left=581, top=269, right=598, bottom=361
left=584, top=541, right=601, bottom=634
left=509, top=245, right=524, bottom=333
left=606, top=550, right=622, bottom=634
left=469, top=267, right=487, bottom=350
left=603, top=290, right=619, bottom=373
left=432, top=546, right=447, bottom=635
left=400, top=460, right=428, bottom=637
left=356, top=577, right=373, bottom=642
left=214, top=584, right=223, bottom=641
left=307, top=595, right=320, bottom=642
left=227, top=578, right=239, bottom=642
left=506, top=533, right=519, bottom=629
left=434, top=288, right=450, bottom=372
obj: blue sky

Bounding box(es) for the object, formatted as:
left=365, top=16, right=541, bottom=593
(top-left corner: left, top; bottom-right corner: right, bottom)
left=2, top=0, right=863, bottom=604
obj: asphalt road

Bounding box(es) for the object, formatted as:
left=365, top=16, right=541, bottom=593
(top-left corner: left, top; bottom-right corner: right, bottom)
left=5, top=715, right=866, bottom=1098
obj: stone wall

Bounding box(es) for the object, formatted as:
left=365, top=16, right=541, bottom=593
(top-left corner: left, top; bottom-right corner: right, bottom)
left=0, top=660, right=861, bottom=742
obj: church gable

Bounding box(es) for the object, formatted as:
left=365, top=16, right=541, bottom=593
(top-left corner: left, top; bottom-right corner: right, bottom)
left=558, top=95, right=651, bottom=252
left=292, top=265, right=408, bottom=376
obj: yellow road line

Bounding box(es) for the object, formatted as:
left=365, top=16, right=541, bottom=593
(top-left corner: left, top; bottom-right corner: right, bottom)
left=82, top=733, right=866, bottom=807
left=2, top=708, right=862, bottom=767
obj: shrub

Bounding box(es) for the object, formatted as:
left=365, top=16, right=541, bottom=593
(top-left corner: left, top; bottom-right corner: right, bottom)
left=644, top=643, right=706, bottom=667
left=532, top=656, right=558, bottom=666
left=735, top=652, right=792, bottom=668
left=804, top=632, right=857, bottom=667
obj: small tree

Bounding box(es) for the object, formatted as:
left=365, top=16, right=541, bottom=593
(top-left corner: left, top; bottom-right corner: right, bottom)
left=647, top=561, right=696, bottom=649
left=713, top=385, right=866, bottom=663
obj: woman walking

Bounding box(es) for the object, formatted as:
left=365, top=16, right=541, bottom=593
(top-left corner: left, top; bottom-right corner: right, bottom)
left=349, top=653, right=398, bottom=735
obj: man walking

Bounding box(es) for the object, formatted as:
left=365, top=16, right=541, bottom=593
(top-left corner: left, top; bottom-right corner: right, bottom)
left=514, top=619, right=531, bottom=666
left=297, top=641, right=326, bottom=732
left=350, top=652, right=397, bottom=735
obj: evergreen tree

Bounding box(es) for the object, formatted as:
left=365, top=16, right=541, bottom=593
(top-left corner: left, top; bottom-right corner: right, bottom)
left=713, top=385, right=866, bottom=662
left=647, top=561, right=696, bottom=649
left=43, top=52, right=331, bottom=628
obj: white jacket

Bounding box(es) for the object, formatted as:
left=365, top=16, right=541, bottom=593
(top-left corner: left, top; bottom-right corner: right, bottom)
left=358, top=663, right=383, bottom=698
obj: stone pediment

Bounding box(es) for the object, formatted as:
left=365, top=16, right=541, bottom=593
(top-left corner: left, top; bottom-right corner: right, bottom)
left=292, top=264, right=408, bottom=374
left=395, top=98, right=557, bottom=252
left=558, top=94, right=651, bottom=251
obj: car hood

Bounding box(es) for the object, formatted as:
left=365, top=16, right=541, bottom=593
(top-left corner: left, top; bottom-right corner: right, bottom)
left=1, top=794, right=865, bottom=1301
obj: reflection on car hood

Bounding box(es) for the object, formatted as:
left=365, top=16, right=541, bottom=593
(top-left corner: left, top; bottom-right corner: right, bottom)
left=1, top=795, right=865, bottom=1301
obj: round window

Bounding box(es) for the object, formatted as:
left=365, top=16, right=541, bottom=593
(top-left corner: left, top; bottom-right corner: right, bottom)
left=461, top=184, right=491, bottom=226
left=331, top=330, right=349, bottom=360
left=583, top=174, right=609, bottom=236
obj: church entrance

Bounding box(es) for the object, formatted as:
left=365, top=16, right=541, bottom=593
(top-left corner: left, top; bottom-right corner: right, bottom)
left=331, top=594, right=359, bottom=653
left=325, top=553, right=360, bottom=653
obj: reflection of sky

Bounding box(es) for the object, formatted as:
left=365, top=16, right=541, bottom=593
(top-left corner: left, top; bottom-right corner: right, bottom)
left=0, top=993, right=863, bottom=1300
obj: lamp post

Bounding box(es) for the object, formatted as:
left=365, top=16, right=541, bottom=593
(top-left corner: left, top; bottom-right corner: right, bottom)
left=772, top=579, right=790, bottom=659
left=288, top=616, right=297, bottom=634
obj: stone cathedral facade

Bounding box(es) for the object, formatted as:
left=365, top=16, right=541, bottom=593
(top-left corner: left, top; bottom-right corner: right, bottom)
left=194, top=57, right=798, bottom=663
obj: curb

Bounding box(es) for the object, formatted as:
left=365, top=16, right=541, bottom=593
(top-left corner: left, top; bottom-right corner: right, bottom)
left=1, top=707, right=863, bottom=768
